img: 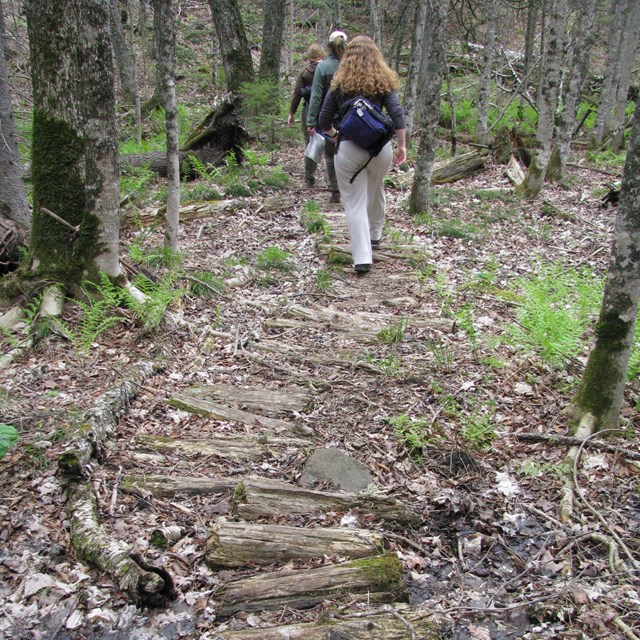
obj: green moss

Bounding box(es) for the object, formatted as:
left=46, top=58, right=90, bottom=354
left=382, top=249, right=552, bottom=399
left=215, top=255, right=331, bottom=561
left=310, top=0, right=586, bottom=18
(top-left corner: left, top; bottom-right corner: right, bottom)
left=595, top=311, right=629, bottom=346
left=231, top=481, right=246, bottom=513
left=355, top=553, right=405, bottom=597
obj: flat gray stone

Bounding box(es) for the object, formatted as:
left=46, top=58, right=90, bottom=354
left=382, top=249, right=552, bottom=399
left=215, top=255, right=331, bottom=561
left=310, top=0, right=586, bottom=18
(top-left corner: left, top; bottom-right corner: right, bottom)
left=299, top=448, right=373, bottom=493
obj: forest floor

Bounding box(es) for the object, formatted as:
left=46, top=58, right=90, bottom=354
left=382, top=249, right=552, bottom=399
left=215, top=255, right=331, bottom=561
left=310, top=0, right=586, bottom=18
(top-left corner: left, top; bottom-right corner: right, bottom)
left=1, top=141, right=639, bottom=639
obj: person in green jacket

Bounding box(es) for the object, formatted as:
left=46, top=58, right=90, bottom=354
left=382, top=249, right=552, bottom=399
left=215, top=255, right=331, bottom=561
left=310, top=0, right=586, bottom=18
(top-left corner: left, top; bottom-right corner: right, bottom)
left=287, top=43, right=325, bottom=187
left=306, top=30, right=347, bottom=204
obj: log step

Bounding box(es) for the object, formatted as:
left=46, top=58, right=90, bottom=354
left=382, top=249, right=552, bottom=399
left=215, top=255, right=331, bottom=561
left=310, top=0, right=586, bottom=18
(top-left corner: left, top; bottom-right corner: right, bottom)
left=122, top=474, right=237, bottom=498
left=233, top=477, right=420, bottom=526
left=168, top=393, right=313, bottom=437
left=213, top=553, right=407, bottom=618
left=212, top=605, right=439, bottom=638
left=136, top=433, right=305, bottom=461
left=205, top=521, right=384, bottom=569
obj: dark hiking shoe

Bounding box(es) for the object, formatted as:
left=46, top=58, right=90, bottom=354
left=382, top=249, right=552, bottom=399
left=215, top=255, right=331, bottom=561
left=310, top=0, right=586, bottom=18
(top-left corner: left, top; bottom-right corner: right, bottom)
left=330, top=191, right=341, bottom=203
left=371, top=238, right=382, bottom=249
left=354, top=263, right=371, bottom=275
left=305, top=177, right=315, bottom=187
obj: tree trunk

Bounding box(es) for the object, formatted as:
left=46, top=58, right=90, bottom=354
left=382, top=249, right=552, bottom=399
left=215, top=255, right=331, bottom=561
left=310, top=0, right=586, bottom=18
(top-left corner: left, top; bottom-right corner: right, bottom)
left=516, top=0, right=568, bottom=200
left=258, top=0, right=286, bottom=82
left=475, top=0, right=498, bottom=145
left=547, top=0, right=597, bottom=182
left=0, top=3, right=30, bottom=238
left=370, top=0, right=382, bottom=49
left=408, top=0, right=450, bottom=214
left=208, top=0, right=254, bottom=93
left=591, top=0, right=627, bottom=148
left=25, top=0, right=121, bottom=283
left=152, top=0, right=180, bottom=252
left=568, top=98, right=640, bottom=432
left=402, top=0, right=427, bottom=141
left=522, top=0, right=539, bottom=104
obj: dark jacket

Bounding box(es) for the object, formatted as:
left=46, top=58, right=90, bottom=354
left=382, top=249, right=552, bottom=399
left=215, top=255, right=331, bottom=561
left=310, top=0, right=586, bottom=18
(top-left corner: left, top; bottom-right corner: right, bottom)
left=289, top=60, right=320, bottom=115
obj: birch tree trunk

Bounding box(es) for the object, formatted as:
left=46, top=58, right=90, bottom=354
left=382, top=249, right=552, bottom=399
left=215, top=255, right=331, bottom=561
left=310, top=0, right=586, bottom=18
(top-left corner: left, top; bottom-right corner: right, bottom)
left=408, top=0, right=450, bottom=214
left=516, top=0, right=568, bottom=200
left=152, top=0, right=180, bottom=252
left=547, top=0, right=597, bottom=182
left=591, top=0, right=627, bottom=148
left=0, top=2, right=30, bottom=237
left=569, top=98, right=640, bottom=432
left=26, top=0, right=121, bottom=282
left=402, top=0, right=427, bottom=142
left=208, top=0, right=254, bottom=93
left=258, top=0, right=286, bottom=82
left=370, top=0, right=382, bottom=49
left=474, top=0, right=498, bottom=145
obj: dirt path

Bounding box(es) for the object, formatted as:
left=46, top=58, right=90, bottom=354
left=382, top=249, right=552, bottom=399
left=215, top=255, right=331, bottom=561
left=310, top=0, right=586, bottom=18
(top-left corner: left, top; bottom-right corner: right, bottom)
left=1, top=158, right=639, bottom=639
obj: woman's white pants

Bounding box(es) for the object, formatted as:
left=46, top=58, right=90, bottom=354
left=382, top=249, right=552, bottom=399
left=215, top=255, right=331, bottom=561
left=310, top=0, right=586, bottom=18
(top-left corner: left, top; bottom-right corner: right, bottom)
left=334, top=140, right=393, bottom=266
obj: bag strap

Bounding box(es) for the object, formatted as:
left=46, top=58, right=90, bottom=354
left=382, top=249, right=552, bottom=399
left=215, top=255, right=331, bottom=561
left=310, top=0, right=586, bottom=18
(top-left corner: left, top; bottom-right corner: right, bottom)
left=349, top=154, right=373, bottom=184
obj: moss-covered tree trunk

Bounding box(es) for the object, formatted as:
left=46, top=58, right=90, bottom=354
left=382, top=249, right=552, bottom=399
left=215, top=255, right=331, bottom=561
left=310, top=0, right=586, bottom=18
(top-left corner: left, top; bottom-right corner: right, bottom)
left=408, top=0, right=450, bottom=215
left=208, top=0, right=254, bottom=94
left=516, top=0, right=567, bottom=200
left=569, top=98, right=640, bottom=431
left=25, top=0, right=121, bottom=284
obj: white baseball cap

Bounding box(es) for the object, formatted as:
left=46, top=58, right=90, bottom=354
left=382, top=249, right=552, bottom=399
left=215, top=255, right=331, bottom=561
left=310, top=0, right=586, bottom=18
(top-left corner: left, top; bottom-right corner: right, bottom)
left=329, top=30, right=347, bottom=43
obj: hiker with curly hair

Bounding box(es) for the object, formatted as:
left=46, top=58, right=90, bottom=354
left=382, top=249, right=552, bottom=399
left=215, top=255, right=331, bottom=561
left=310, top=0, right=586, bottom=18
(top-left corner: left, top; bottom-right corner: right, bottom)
left=318, top=35, right=406, bottom=275
left=306, top=30, right=348, bottom=204
left=287, top=43, right=326, bottom=188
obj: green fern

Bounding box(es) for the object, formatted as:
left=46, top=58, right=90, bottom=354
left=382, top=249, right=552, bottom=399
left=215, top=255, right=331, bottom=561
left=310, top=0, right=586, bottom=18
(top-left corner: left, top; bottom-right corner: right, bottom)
left=0, top=423, right=19, bottom=461
left=126, top=273, right=185, bottom=332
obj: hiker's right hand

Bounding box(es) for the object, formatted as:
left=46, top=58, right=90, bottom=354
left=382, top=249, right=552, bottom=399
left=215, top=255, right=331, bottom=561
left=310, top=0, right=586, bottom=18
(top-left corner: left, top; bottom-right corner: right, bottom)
left=287, top=114, right=295, bottom=127
left=307, top=126, right=316, bottom=136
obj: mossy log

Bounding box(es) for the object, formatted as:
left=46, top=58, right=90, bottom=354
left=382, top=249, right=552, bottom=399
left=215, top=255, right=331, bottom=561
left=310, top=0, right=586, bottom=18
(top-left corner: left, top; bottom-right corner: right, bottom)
left=122, top=474, right=237, bottom=498
left=206, top=521, right=384, bottom=569
left=215, top=554, right=407, bottom=618
left=233, top=477, right=420, bottom=527
left=67, top=481, right=176, bottom=607
left=213, top=605, right=440, bottom=639
left=168, top=393, right=313, bottom=437
left=395, top=149, right=489, bottom=189
left=58, top=361, right=161, bottom=477
left=176, top=383, right=312, bottom=415
left=136, top=433, right=306, bottom=461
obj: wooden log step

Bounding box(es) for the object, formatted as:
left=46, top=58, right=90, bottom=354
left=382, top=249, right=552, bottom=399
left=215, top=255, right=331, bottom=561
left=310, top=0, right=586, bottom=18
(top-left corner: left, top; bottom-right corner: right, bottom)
left=232, top=477, right=420, bottom=526
left=122, top=474, right=237, bottom=498
left=136, top=433, right=305, bottom=461
left=213, top=553, right=407, bottom=618
left=205, top=521, right=384, bottom=569
left=168, top=393, right=314, bottom=437
left=174, top=383, right=312, bottom=414
left=213, top=605, right=439, bottom=638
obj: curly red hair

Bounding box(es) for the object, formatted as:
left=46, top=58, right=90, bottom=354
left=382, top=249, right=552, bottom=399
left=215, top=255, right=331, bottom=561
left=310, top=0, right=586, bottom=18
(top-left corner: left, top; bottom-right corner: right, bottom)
left=331, top=35, right=398, bottom=97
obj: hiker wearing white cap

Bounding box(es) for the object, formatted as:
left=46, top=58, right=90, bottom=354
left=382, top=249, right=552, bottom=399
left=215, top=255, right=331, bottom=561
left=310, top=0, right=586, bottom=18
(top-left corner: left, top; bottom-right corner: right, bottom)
left=306, top=30, right=348, bottom=204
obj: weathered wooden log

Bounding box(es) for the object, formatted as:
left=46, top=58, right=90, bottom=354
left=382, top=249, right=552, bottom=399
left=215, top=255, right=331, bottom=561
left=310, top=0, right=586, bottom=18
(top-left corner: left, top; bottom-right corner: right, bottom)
left=136, top=433, right=306, bottom=461
left=169, top=394, right=313, bottom=437
left=67, top=481, right=176, bottom=607
left=58, top=361, right=161, bottom=477
left=505, top=154, right=525, bottom=186
left=213, top=605, right=440, bottom=639
left=175, top=383, right=312, bottom=414
left=431, top=149, right=489, bottom=183
left=232, top=477, right=420, bottom=526
left=516, top=433, right=640, bottom=461
left=214, top=553, right=406, bottom=617
left=206, top=521, right=384, bottom=568
left=122, top=474, right=237, bottom=498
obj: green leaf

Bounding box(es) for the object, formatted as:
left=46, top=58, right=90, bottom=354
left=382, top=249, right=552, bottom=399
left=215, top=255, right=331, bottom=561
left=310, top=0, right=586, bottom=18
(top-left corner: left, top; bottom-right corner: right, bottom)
left=0, top=424, right=19, bottom=460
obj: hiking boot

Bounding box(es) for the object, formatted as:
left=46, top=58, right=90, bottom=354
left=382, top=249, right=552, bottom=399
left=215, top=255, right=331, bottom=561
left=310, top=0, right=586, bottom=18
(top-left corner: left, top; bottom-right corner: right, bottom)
left=305, top=176, right=315, bottom=187
left=371, top=238, right=382, bottom=249
left=354, top=263, right=371, bottom=275
left=330, top=191, right=341, bottom=203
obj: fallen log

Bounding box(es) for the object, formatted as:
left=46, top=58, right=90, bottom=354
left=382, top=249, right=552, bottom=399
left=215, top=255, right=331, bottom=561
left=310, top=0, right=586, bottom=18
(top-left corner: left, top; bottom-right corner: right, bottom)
left=505, top=154, right=525, bottom=185
left=206, top=521, right=384, bottom=568
left=168, top=394, right=313, bottom=437
left=213, top=605, right=440, bottom=639
left=122, top=474, right=237, bottom=498
left=136, top=433, right=306, bottom=461
left=67, top=481, right=176, bottom=607
left=232, top=477, right=420, bottom=526
left=58, top=361, right=161, bottom=477
left=214, top=553, right=406, bottom=617
left=395, top=149, right=489, bottom=189
left=516, top=432, right=640, bottom=461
